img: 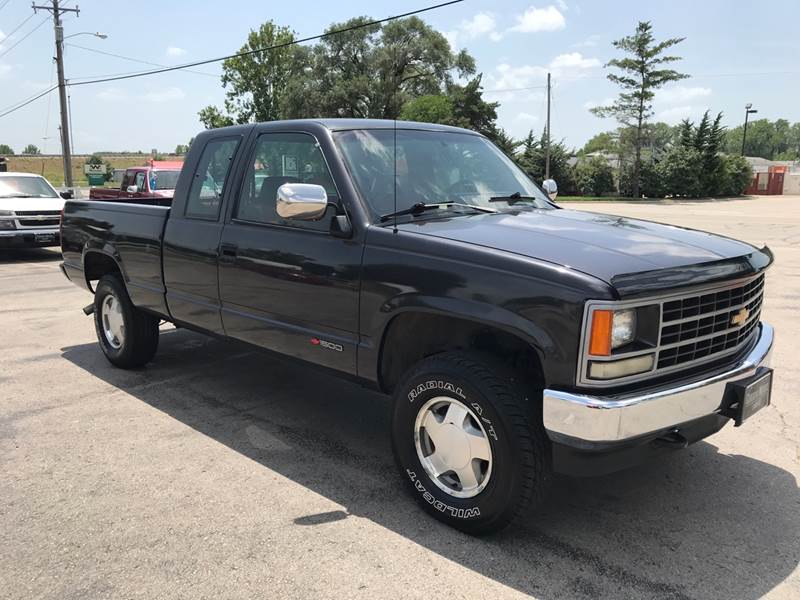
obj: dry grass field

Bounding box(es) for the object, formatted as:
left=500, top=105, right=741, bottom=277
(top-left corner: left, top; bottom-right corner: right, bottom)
left=4, top=154, right=185, bottom=187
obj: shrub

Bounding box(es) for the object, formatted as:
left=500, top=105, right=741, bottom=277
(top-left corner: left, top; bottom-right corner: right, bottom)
left=573, top=156, right=615, bottom=196
left=719, top=155, right=753, bottom=196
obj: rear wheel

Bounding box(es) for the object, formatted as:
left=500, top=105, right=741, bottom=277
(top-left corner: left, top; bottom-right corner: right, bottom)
left=391, top=352, right=551, bottom=535
left=93, top=275, right=159, bottom=368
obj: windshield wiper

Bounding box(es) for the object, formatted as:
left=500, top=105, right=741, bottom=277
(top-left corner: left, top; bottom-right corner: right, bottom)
left=379, top=202, right=495, bottom=223
left=488, top=191, right=539, bottom=204
left=0, top=193, right=35, bottom=198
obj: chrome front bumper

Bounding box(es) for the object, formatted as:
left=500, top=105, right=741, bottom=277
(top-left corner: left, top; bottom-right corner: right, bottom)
left=543, top=322, right=774, bottom=445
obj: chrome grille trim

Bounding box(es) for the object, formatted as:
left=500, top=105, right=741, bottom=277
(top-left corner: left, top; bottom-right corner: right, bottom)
left=577, top=273, right=766, bottom=387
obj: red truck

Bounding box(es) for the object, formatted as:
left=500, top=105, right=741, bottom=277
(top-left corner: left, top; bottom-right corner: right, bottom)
left=89, top=162, right=182, bottom=205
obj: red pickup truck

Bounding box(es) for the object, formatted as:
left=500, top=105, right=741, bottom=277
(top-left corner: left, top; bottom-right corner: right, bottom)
left=89, top=163, right=182, bottom=205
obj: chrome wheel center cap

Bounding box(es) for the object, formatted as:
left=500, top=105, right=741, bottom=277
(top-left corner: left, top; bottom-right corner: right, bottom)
left=438, top=424, right=471, bottom=470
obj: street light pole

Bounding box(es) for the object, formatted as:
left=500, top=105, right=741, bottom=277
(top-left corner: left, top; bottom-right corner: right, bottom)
left=741, top=103, right=758, bottom=156
left=33, top=0, right=80, bottom=188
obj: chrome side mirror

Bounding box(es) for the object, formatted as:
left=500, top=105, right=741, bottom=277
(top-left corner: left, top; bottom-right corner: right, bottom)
left=277, top=183, right=328, bottom=220
left=542, top=179, right=558, bottom=202
left=126, top=185, right=139, bottom=193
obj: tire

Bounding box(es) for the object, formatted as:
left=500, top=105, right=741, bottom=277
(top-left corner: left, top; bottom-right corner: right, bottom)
left=391, top=352, right=551, bottom=535
left=93, top=274, right=159, bottom=369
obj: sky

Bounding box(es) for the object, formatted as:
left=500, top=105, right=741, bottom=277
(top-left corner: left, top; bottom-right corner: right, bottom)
left=1, top=0, right=799, bottom=154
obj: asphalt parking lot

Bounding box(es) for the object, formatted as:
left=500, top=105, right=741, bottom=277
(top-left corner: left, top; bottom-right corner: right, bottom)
left=1, top=196, right=798, bottom=599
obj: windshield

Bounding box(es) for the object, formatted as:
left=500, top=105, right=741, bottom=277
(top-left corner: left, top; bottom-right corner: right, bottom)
left=333, top=129, right=552, bottom=220
left=0, top=176, right=58, bottom=198
left=150, top=169, right=180, bottom=191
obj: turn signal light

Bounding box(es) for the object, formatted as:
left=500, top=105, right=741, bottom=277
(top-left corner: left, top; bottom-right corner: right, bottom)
left=588, top=309, right=613, bottom=356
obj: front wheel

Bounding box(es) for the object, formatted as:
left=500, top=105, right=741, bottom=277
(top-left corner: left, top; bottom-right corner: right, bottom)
left=93, top=275, right=159, bottom=369
left=391, top=352, right=551, bottom=535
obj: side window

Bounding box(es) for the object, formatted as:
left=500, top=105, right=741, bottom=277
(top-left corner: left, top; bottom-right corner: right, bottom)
left=122, top=170, right=134, bottom=189
left=134, top=171, right=146, bottom=192
left=185, top=137, right=239, bottom=220
left=235, top=132, right=338, bottom=231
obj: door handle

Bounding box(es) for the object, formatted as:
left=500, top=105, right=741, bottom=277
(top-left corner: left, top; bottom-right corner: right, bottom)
left=219, top=243, right=238, bottom=262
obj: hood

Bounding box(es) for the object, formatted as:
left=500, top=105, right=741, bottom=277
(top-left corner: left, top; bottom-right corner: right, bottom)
left=396, top=208, right=760, bottom=287
left=0, top=196, right=65, bottom=212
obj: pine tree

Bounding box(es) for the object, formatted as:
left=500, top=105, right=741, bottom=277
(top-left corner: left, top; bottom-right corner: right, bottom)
left=590, top=21, right=689, bottom=198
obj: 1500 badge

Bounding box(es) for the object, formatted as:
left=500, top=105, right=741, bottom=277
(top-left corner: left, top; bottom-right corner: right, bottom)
left=310, top=337, right=343, bottom=352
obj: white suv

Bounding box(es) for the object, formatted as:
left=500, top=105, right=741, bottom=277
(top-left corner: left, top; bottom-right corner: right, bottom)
left=0, top=172, right=69, bottom=248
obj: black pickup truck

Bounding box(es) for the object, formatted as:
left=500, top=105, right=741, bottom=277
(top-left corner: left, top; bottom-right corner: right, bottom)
left=61, top=119, right=775, bottom=534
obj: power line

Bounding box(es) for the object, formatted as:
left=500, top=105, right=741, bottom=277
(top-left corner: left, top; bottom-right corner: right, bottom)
left=0, top=85, right=58, bottom=118
left=66, top=0, right=465, bottom=88
left=2, top=12, right=35, bottom=39
left=0, top=0, right=13, bottom=13
left=0, top=16, right=49, bottom=59
left=65, top=42, right=219, bottom=78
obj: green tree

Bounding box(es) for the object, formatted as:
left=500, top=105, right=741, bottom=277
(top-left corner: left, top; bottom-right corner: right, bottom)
left=174, top=144, right=190, bottom=155
left=658, top=146, right=703, bottom=197
left=573, top=156, right=615, bottom=196
left=591, top=21, right=688, bottom=198
left=581, top=131, right=617, bottom=155
left=514, top=129, right=574, bottom=189
left=0, top=144, right=14, bottom=155
left=719, top=155, right=753, bottom=196
left=22, top=144, right=41, bottom=155
left=203, top=16, right=476, bottom=127
left=86, top=153, right=104, bottom=166
left=199, top=21, right=299, bottom=127
left=726, top=118, right=799, bottom=159
left=400, top=94, right=455, bottom=124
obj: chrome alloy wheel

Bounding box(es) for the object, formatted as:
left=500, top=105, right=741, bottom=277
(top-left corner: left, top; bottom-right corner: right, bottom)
left=101, top=294, right=125, bottom=349
left=414, top=396, right=493, bottom=498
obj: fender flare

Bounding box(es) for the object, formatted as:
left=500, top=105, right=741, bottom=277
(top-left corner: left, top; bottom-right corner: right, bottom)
left=81, top=244, right=127, bottom=294
left=371, top=293, right=560, bottom=384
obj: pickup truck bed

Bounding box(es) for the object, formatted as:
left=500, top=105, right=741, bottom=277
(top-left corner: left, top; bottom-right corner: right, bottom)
left=60, top=118, right=775, bottom=535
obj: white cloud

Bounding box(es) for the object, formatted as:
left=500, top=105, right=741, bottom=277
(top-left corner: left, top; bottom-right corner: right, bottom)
left=556, top=0, right=569, bottom=11
left=462, top=13, right=497, bottom=38
left=141, top=87, right=186, bottom=103
left=573, top=34, right=600, bottom=48
left=166, top=46, right=187, bottom=57
left=510, top=5, right=566, bottom=33
left=517, top=112, right=539, bottom=121
left=97, top=87, right=127, bottom=101
left=486, top=52, right=599, bottom=95
left=659, top=85, right=712, bottom=104
left=445, top=12, right=502, bottom=48
left=658, top=105, right=695, bottom=124
left=549, top=52, right=600, bottom=70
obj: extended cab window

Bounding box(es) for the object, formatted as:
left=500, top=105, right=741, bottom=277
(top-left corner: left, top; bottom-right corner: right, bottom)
left=185, top=137, right=239, bottom=219
left=235, top=132, right=338, bottom=231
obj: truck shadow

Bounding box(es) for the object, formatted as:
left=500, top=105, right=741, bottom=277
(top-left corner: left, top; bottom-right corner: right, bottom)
left=61, top=328, right=799, bottom=600
left=0, top=247, right=61, bottom=263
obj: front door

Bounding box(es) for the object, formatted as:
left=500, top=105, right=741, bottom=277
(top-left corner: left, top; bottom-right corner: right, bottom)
left=218, top=131, right=362, bottom=374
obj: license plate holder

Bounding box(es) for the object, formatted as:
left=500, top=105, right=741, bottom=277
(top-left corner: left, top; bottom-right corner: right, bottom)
left=723, top=368, right=773, bottom=426
left=35, top=233, right=55, bottom=243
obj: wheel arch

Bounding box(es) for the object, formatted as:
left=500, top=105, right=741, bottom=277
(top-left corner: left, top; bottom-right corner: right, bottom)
left=82, top=248, right=126, bottom=293
left=376, top=300, right=555, bottom=394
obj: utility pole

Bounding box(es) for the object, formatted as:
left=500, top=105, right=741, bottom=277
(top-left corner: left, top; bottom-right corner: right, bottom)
left=33, top=0, right=79, bottom=189
left=544, top=72, right=551, bottom=180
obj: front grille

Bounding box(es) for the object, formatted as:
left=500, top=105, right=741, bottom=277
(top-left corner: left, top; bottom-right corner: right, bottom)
left=657, top=275, right=764, bottom=369
left=16, top=217, right=60, bottom=228
left=14, top=210, right=61, bottom=216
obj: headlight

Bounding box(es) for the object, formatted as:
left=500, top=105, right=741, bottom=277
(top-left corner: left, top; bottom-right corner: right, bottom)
left=588, top=308, right=637, bottom=356
left=0, top=210, right=14, bottom=230
left=611, top=309, right=636, bottom=349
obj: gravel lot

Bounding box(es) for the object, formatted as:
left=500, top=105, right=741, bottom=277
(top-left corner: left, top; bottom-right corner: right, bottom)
left=1, top=196, right=798, bottom=599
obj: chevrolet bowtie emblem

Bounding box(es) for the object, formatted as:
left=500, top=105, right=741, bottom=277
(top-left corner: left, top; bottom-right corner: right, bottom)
left=730, top=307, right=750, bottom=327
